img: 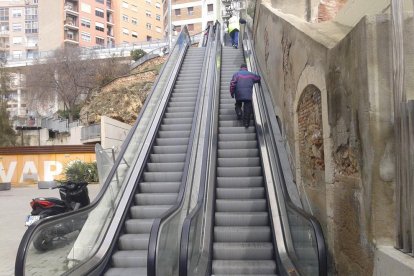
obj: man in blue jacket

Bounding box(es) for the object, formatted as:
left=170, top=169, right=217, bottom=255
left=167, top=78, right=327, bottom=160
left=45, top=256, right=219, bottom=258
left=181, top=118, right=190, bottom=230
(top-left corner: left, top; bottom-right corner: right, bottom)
left=230, top=63, right=261, bottom=128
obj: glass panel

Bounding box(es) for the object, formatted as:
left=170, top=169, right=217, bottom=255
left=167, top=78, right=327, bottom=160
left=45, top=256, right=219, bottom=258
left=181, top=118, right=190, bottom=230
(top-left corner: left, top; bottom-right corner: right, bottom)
left=22, top=28, right=190, bottom=275
left=287, top=208, right=319, bottom=275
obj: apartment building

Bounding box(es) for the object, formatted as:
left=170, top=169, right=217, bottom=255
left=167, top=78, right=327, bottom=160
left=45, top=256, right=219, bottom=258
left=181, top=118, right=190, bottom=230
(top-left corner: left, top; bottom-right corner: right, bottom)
left=38, top=0, right=115, bottom=51
left=163, top=0, right=216, bottom=37
left=113, top=0, right=163, bottom=44
left=0, top=0, right=39, bottom=60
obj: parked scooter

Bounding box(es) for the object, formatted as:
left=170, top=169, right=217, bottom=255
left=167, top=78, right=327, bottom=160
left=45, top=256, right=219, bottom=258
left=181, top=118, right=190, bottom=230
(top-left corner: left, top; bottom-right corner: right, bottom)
left=25, top=180, right=90, bottom=251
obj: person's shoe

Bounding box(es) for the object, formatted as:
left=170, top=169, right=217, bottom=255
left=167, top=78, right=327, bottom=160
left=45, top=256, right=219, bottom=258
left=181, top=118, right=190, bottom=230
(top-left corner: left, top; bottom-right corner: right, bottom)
left=244, top=123, right=249, bottom=128
left=233, top=45, right=238, bottom=49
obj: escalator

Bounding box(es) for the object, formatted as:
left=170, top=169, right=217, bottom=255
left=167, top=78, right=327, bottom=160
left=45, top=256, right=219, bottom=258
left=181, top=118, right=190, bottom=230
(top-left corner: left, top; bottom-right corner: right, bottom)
left=15, top=26, right=213, bottom=276
left=211, top=46, right=277, bottom=275
left=179, top=25, right=327, bottom=276
left=105, top=47, right=205, bottom=276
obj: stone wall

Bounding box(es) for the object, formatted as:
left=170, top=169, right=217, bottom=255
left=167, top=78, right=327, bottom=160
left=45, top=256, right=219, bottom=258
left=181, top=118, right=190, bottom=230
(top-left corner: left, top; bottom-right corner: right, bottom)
left=253, top=2, right=394, bottom=274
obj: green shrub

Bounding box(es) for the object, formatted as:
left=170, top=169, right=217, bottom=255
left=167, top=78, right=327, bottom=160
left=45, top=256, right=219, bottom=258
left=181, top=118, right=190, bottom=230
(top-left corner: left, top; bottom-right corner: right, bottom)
left=63, top=160, right=98, bottom=183
left=131, top=49, right=147, bottom=61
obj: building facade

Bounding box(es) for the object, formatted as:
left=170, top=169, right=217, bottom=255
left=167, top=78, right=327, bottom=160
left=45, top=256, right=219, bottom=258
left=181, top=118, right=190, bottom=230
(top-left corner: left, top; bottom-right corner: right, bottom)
left=113, top=0, right=164, bottom=44
left=164, top=0, right=216, bottom=37
left=0, top=0, right=39, bottom=60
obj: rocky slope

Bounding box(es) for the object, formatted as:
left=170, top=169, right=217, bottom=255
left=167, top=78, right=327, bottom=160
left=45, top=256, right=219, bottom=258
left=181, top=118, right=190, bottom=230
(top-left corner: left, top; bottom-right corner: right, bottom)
left=80, top=56, right=167, bottom=125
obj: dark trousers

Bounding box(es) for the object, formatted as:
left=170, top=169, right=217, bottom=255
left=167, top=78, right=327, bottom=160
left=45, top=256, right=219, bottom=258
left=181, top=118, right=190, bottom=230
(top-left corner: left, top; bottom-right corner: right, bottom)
left=235, top=100, right=252, bottom=126
left=229, top=30, right=239, bottom=48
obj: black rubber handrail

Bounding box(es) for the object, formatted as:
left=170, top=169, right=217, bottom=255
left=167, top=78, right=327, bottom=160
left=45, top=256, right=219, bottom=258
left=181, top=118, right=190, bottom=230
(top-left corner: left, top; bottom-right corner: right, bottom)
left=15, top=27, right=193, bottom=276
left=179, top=22, right=220, bottom=276
left=244, top=27, right=327, bottom=276
left=147, top=24, right=213, bottom=276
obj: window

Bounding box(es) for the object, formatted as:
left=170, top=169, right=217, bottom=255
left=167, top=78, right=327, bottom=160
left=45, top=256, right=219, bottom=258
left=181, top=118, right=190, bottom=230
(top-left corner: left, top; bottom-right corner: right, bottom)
left=81, top=18, right=91, bottom=28
left=122, top=28, right=129, bottom=35
left=131, top=4, right=138, bottom=11
left=156, top=26, right=161, bottom=33
left=96, top=0, right=104, bottom=3
left=122, top=14, right=128, bottom=22
left=207, top=4, right=213, bottom=13
left=187, top=7, right=193, bottom=15
left=25, top=21, right=37, bottom=33
left=12, top=9, right=22, bottom=18
left=25, top=7, right=37, bottom=20
left=81, top=32, right=91, bottom=42
left=27, top=36, right=37, bottom=47
left=81, top=3, right=91, bottom=13
left=156, top=14, right=160, bottom=21
left=96, top=37, right=105, bottom=45
left=155, top=2, right=161, bottom=8
left=174, top=9, right=180, bottom=16
left=175, top=25, right=181, bottom=32
left=146, top=23, right=151, bottom=30
left=95, top=8, right=104, bottom=18
left=122, top=1, right=128, bottom=8
left=95, top=22, right=104, bottom=32
left=146, top=10, right=151, bottom=17
left=12, top=37, right=23, bottom=44
left=146, top=0, right=151, bottom=4
left=146, top=35, right=152, bottom=41
left=33, top=0, right=38, bottom=4
left=131, top=31, right=137, bottom=38
left=12, top=24, right=22, bottom=32
left=188, top=24, right=194, bottom=31
left=131, top=18, right=137, bottom=25
left=0, top=8, right=9, bottom=21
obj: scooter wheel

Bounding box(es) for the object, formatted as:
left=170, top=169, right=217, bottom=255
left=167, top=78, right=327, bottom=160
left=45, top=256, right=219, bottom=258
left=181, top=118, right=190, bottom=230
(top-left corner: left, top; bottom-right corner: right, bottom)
left=33, top=231, right=53, bottom=251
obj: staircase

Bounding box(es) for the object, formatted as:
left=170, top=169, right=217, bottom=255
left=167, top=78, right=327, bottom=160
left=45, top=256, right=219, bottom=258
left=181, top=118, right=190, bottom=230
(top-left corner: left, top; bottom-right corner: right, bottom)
left=104, top=47, right=205, bottom=276
left=211, top=47, right=278, bottom=275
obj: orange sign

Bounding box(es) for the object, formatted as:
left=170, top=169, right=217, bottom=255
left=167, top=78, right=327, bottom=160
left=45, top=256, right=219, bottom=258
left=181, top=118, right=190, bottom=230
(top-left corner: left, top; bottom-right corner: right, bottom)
left=0, top=153, right=96, bottom=185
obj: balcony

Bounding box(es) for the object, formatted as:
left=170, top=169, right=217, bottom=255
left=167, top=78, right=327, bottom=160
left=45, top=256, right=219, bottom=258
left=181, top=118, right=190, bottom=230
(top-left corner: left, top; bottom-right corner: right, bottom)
left=0, top=43, right=10, bottom=50
left=0, top=30, right=9, bottom=37
left=64, top=32, right=79, bottom=44
left=26, top=42, right=38, bottom=49
left=106, top=0, right=114, bottom=11
left=64, top=19, right=79, bottom=30
left=64, top=3, right=79, bottom=16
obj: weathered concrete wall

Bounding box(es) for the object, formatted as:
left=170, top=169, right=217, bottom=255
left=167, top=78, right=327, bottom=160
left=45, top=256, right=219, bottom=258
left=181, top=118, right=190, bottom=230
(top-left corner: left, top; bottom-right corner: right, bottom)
left=253, top=2, right=395, bottom=274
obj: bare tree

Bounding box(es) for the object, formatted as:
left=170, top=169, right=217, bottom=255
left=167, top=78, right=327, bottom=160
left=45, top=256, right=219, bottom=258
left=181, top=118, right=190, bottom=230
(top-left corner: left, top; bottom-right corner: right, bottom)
left=25, top=46, right=129, bottom=122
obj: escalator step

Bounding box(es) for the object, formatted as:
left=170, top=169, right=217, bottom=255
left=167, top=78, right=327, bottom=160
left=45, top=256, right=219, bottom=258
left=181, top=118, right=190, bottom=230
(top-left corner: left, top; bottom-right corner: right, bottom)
left=216, top=199, right=267, bottom=212
left=218, top=149, right=259, bottom=158
left=214, top=226, right=271, bottom=242
left=146, top=162, right=184, bottom=172
left=111, top=250, right=147, bottom=267
left=217, top=166, right=262, bottom=177
left=216, top=187, right=265, bottom=199
left=217, top=176, right=263, bottom=187
left=149, top=153, right=186, bottom=163
left=213, top=242, right=274, bottom=260
left=217, top=157, right=260, bottom=167
left=104, top=267, right=147, bottom=276
left=135, top=193, right=177, bottom=205
left=214, top=212, right=269, bottom=226
left=139, top=182, right=181, bottom=193
left=212, top=260, right=277, bottom=274
left=143, top=172, right=182, bottom=182
left=125, top=218, right=154, bottom=233
left=118, top=233, right=149, bottom=250
left=130, top=205, right=172, bottom=219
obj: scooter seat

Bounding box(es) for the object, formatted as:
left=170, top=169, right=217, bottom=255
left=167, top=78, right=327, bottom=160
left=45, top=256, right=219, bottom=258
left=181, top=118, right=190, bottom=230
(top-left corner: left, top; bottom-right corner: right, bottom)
left=35, top=197, right=65, bottom=205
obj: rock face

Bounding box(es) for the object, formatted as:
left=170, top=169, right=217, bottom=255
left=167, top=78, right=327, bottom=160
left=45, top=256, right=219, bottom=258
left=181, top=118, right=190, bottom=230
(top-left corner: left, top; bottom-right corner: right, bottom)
left=80, top=56, right=167, bottom=125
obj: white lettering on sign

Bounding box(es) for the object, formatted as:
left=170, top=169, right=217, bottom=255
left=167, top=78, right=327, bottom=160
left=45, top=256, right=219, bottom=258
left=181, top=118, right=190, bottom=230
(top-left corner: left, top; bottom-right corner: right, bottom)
left=0, top=161, right=17, bottom=182
left=44, top=161, right=63, bottom=181
left=20, top=161, right=39, bottom=183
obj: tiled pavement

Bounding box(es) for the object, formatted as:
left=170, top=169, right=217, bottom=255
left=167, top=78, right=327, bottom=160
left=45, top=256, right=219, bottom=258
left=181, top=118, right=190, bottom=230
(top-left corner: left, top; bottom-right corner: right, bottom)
left=0, top=184, right=100, bottom=276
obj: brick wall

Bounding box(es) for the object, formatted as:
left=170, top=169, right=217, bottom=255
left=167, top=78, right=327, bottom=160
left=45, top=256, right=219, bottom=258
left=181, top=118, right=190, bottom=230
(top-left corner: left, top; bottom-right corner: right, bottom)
left=318, top=0, right=348, bottom=22
left=297, top=84, right=325, bottom=187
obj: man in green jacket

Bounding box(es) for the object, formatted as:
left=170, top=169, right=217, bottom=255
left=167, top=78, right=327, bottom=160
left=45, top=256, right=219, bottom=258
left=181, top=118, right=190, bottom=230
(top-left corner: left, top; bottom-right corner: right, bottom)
left=228, top=15, right=239, bottom=49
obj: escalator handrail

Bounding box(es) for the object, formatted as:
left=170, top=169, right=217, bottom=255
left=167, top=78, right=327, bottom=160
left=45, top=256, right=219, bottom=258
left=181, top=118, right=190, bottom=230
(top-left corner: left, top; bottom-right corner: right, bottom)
left=178, top=22, right=221, bottom=276
left=15, top=27, right=192, bottom=276
left=147, top=24, right=213, bottom=276
left=243, top=27, right=327, bottom=276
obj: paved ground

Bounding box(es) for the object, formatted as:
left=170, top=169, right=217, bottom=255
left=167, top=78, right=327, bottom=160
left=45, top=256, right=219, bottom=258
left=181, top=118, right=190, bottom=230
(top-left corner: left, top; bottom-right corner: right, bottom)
left=0, top=184, right=101, bottom=276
